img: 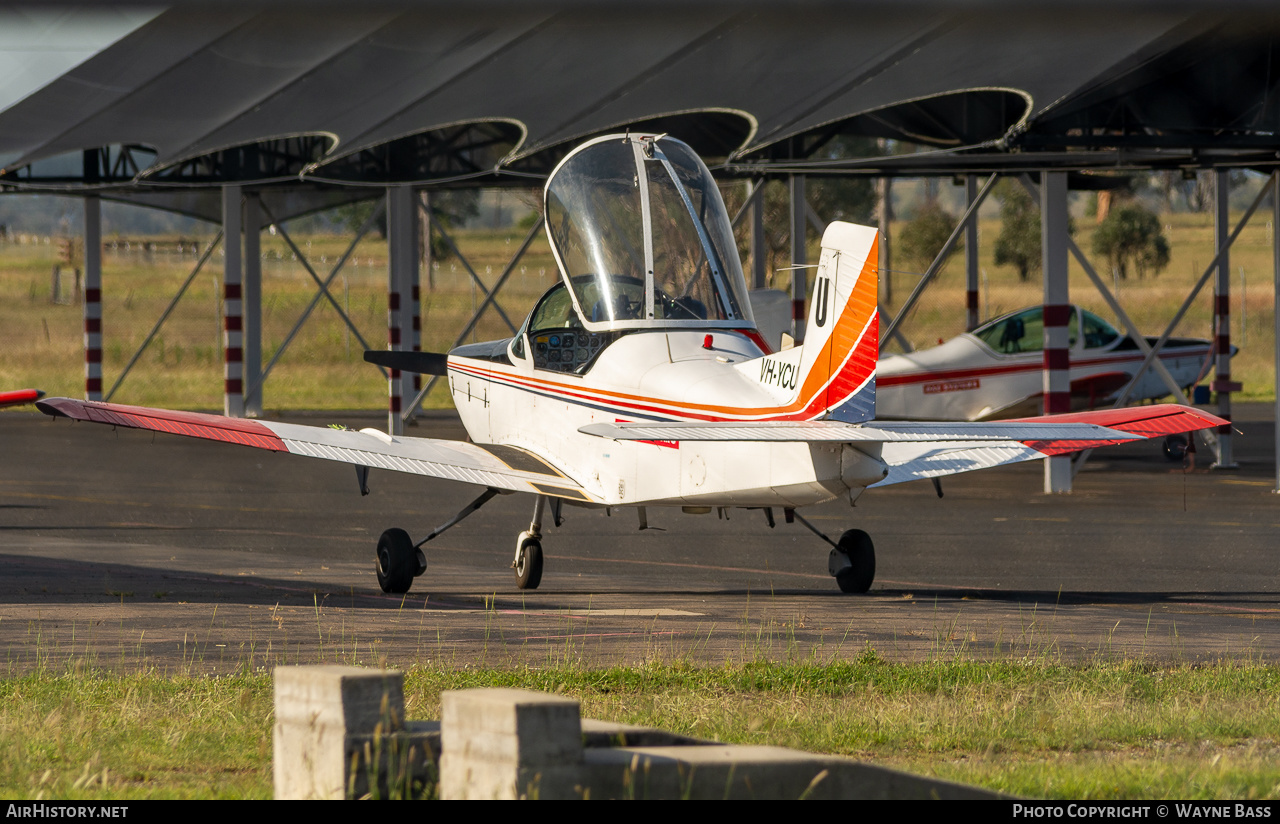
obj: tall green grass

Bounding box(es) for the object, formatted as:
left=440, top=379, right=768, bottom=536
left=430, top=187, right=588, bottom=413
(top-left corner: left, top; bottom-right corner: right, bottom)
left=3, top=655, right=1278, bottom=800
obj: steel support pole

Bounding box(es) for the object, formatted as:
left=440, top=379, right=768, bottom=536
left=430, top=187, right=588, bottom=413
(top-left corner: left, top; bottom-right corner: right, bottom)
left=965, top=175, right=980, bottom=331
left=411, top=195, right=425, bottom=407
left=222, top=185, right=244, bottom=418
left=243, top=192, right=262, bottom=417
left=1213, top=169, right=1237, bottom=469
left=83, top=195, right=102, bottom=401
left=1274, top=172, right=1280, bottom=493
left=1041, top=171, right=1071, bottom=493
left=386, top=186, right=417, bottom=435
left=750, top=180, right=766, bottom=289
left=422, top=190, right=434, bottom=291
left=789, top=174, right=807, bottom=341
left=879, top=177, right=892, bottom=306
left=402, top=217, right=542, bottom=420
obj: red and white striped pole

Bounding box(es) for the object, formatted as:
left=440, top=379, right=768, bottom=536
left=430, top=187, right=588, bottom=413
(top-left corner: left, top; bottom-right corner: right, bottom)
left=386, top=186, right=416, bottom=435
left=388, top=285, right=403, bottom=429
left=222, top=185, right=245, bottom=418
left=1041, top=171, right=1072, bottom=493
left=1212, top=169, right=1238, bottom=468
left=965, top=175, right=981, bottom=331
left=83, top=195, right=102, bottom=401
left=412, top=280, right=421, bottom=398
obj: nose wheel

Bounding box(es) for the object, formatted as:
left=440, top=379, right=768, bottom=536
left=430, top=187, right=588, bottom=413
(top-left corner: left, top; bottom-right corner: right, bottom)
left=513, top=532, right=544, bottom=590
left=512, top=494, right=548, bottom=590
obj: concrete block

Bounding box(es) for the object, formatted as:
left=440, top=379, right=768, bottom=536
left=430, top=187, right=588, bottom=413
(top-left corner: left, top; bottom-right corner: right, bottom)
left=439, top=688, right=583, bottom=799
left=580, top=745, right=997, bottom=800
left=273, top=665, right=407, bottom=800
left=273, top=671, right=1001, bottom=801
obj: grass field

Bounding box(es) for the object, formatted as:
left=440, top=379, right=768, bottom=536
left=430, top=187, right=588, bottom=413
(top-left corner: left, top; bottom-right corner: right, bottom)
left=1, top=208, right=1275, bottom=411
left=2, top=656, right=1278, bottom=800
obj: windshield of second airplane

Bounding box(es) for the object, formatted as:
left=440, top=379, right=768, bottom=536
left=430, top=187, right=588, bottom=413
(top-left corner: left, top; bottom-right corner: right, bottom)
left=544, top=135, right=751, bottom=331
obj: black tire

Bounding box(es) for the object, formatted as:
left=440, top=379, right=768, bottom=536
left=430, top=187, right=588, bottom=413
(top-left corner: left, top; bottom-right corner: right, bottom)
left=376, top=528, right=415, bottom=594
left=1162, top=433, right=1190, bottom=461
left=515, top=536, right=543, bottom=590
left=834, top=529, right=875, bottom=593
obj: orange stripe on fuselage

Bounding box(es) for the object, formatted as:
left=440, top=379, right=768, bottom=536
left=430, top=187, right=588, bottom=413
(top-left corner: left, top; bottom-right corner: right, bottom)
left=452, top=236, right=879, bottom=422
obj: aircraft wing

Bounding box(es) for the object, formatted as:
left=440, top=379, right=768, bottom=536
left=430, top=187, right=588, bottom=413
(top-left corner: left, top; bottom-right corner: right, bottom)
left=0, top=388, right=44, bottom=409
left=36, top=398, right=597, bottom=502
left=581, top=405, right=1227, bottom=487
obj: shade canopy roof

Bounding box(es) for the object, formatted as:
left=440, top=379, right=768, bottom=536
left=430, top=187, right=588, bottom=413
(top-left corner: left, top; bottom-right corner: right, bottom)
left=3, top=0, right=1280, bottom=218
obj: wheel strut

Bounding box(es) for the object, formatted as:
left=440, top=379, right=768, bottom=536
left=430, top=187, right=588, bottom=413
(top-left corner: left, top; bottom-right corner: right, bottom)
left=415, top=487, right=500, bottom=549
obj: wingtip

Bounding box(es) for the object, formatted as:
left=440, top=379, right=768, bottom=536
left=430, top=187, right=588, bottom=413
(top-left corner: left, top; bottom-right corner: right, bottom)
left=35, top=397, right=77, bottom=418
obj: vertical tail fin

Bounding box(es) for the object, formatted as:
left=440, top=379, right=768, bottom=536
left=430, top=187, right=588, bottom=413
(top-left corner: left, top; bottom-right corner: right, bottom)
left=795, top=222, right=879, bottom=422
left=736, top=222, right=879, bottom=421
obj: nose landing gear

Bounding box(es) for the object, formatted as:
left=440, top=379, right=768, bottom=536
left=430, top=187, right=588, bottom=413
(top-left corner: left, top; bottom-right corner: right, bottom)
left=512, top=495, right=547, bottom=590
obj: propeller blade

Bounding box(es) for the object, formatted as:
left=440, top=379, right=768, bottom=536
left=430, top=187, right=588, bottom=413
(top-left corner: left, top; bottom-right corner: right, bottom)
left=363, top=350, right=449, bottom=376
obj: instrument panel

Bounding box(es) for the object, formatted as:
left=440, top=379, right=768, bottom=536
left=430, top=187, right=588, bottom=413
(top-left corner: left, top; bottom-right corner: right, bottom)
left=532, top=330, right=614, bottom=373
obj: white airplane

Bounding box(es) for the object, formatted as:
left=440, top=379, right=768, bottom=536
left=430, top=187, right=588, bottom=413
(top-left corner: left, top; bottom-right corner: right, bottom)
left=877, top=306, right=1215, bottom=422
left=37, top=134, right=1226, bottom=594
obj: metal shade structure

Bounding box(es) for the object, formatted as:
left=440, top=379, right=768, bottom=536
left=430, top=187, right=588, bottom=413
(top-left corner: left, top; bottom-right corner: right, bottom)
left=4, top=2, right=1280, bottom=194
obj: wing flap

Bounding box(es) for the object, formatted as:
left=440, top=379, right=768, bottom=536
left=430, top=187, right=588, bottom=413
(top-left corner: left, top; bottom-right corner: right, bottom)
left=874, top=440, right=1044, bottom=486
left=37, top=398, right=597, bottom=502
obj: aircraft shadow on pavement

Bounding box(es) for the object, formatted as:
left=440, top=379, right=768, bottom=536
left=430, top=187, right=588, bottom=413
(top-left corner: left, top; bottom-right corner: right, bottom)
left=0, top=552, right=435, bottom=610
left=872, top=586, right=1278, bottom=608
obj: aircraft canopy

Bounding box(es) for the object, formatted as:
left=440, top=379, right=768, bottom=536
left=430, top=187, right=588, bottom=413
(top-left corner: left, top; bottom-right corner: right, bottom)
left=543, top=134, right=754, bottom=333
left=972, top=306, right=1122, bottom=355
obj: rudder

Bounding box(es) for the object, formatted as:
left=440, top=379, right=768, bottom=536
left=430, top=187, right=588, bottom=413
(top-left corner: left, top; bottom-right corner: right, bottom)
left=795, top=222, right=879, bottom=422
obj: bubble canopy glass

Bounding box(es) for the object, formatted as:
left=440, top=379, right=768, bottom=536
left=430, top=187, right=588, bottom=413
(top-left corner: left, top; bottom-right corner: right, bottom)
left=543, top=134, right=754, bottom=332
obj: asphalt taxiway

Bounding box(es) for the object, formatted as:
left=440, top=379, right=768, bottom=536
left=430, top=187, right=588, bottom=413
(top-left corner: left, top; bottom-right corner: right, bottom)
left=1, top=404, right=1278, bottom=671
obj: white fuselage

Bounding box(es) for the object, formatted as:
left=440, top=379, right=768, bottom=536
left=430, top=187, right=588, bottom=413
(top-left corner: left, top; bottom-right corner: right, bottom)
left=448, top=330, right=884, bottom=509
left=877, top=333, right=1210, bottom=421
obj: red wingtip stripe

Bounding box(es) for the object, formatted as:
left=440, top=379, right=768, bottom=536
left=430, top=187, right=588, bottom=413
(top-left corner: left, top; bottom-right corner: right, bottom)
left=1012, top=405, right=1229, bottom=456
left=36, top=398, right=287, bottom=452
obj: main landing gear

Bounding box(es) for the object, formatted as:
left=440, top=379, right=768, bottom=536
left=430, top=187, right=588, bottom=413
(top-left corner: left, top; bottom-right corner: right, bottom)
left=373, top=490, right=556, bottom=595
left=787, top=509, right=877, bottom=593
left=375, top=527, right=426, bottom=594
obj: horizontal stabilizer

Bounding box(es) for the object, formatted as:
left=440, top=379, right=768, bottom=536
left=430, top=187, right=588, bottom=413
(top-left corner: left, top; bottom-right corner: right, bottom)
left=579, top=419, right=1143, bottom=444
left=363, top=350, right=449, bottom=375
left=874, top=404, right=1228, bottom=486
left=583, top=404, right=1226, bottom=489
